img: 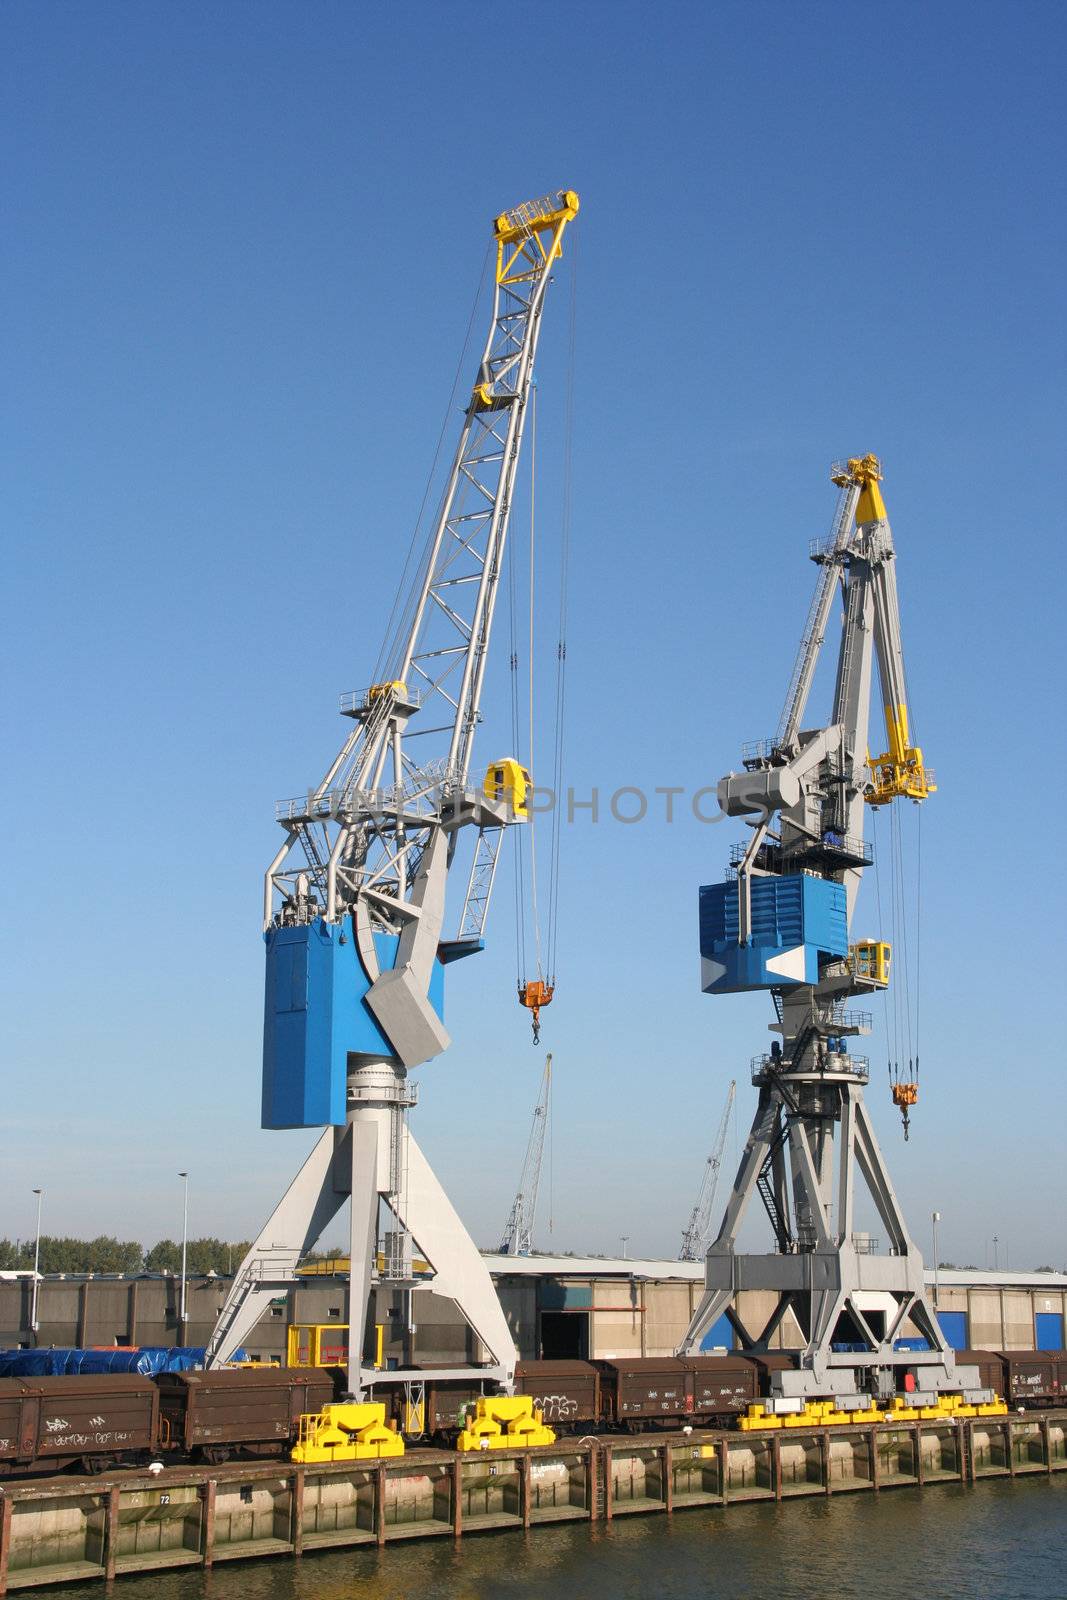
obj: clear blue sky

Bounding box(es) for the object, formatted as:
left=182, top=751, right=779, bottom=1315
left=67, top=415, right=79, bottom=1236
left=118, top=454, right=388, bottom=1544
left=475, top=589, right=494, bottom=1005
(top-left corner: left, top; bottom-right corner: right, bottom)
left=4, top=2, right=1064, bottom=1270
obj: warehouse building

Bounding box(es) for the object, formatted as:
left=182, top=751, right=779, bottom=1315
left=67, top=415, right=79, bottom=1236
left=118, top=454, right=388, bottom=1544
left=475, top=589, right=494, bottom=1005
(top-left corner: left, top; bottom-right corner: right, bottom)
left=2, top=1258, right=1063, bottom=1365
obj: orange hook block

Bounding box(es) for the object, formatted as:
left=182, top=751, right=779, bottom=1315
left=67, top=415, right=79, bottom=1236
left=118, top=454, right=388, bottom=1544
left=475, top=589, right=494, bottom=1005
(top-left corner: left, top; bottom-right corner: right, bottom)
left=891, top=1080, right=918, bottom=1140
left=518, top=979, right=555, bottom=1044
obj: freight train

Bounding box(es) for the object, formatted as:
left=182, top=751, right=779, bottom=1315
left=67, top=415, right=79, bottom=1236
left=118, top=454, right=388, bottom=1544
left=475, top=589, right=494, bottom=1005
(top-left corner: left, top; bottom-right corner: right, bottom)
left=473, top=1350, right=1064, bottom=1439
left=1, top=1350, right=1062, bottom=1478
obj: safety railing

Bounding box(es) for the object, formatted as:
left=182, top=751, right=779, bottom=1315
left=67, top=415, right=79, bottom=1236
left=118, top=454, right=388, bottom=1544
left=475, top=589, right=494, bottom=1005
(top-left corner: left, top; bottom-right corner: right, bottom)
left=339, top=685, right=423, bottom=715
left=741, top=737, right=779, bottom=763
left=808, top=533, right=851, bottom=562
left=826, top=1005, right=873, bottom=1032
left=751, top=1052, right=870, bottom=1084
left=275, top=778, right=457, bottom=824
left=851, top=1233, right=881, bottom=1255
left=808, top=830, right=872, bottom=860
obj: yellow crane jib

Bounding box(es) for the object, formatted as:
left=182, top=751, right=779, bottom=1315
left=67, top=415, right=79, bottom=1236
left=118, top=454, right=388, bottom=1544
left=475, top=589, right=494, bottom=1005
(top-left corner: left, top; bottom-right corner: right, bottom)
left=493, top=188, right=580, bottom=285
left=831, top=452, right=888, bottom=525
left=292, top=1402, right=404, bottom=1463
left=868, top=701, right=936, bottom=806
left=456, top=1395, right=556, bottom=1452
left=484, top=758, right=531, bottom=818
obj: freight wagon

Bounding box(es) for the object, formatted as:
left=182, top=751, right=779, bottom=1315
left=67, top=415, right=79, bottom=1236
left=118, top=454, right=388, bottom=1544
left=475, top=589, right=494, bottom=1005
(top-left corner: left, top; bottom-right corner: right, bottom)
left=0, top=1375, right=158, bottom=1477
left=0, top=1368, right=334, bottom=1478
left=997, top=1351, right=1063, bottom=1408
left=597, top=1358, right=694, bottom=1425
left=686, top=1355, right=760, bottom=1414
left=514, top=1359, right=600, bottom=1429
left=156, top=1368, right=334, bottom=1461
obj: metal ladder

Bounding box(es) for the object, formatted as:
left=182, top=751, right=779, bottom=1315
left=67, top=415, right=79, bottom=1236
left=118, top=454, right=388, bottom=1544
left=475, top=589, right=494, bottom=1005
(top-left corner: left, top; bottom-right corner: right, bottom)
left=205, top=1257, right=275, bottom=1365
left=593, top=1449, right=608, bottom=1517
left=756, top=1123, right=792, bottom=1252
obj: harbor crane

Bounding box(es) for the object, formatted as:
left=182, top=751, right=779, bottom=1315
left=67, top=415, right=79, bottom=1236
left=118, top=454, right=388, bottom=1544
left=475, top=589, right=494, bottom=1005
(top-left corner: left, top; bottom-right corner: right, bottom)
left=499, top=1053, right=552, bottom=1256
left=679, top=1079, right=736, bottom=1263
left=207, top=191, right=579, bottom=1400
left=678, top=457, right=986, bottom=1408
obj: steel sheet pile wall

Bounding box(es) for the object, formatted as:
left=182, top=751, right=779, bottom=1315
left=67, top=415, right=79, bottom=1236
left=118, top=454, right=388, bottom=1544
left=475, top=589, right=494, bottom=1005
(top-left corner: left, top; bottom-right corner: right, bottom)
left=1, top=1413, right=1064, bottom=1592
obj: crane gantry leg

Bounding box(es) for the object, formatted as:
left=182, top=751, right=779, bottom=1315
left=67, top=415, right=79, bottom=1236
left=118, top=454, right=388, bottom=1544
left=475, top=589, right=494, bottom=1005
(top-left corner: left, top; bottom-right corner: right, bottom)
left=209, top=1061, right=517, bottom=1398
left=678, top=1067, right=952, bottom=1399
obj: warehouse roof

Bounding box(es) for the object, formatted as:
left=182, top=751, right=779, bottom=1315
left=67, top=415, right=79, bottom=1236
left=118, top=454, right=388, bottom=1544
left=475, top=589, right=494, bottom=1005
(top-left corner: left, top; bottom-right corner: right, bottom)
left=930, top=1268, right=1067, bottom=1289
left=484, top=1255, right=1067, bottom=1289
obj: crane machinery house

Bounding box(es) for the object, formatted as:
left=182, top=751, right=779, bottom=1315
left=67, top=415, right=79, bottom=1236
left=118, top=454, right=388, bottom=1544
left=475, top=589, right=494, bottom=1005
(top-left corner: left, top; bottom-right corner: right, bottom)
left=700, top=872, right=849, bottom=993
left=263, top=922, right=447, bottom=1128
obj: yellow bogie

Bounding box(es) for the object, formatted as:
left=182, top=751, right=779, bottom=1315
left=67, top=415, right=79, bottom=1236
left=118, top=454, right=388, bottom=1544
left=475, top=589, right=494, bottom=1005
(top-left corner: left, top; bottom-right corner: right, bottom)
left=292, top=1402, right=404, bottom=1464
left=739, top=1404, right=780, bottom=1431
left=456, top=1395, right=556, bottom=1452
left=886, top=1402, right=918, bottom=1421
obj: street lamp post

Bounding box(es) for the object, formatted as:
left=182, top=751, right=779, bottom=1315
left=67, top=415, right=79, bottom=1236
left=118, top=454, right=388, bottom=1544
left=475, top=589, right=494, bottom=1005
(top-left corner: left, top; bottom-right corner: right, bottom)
left=30, top=1189, right=43, bottom=1339
left=993, top=1233, right=999, bottom=1273
left=178, top=1172, right=189, bottom=1344
left=931, top=1211, right=941, bottom=1310
left=620, top=1236, right=629, bottom=1260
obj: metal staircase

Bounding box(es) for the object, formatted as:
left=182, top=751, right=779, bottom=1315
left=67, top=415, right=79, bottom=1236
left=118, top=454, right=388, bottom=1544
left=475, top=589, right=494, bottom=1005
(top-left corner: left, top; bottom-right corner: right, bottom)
left=755, top=1122, right=792, bottom=1252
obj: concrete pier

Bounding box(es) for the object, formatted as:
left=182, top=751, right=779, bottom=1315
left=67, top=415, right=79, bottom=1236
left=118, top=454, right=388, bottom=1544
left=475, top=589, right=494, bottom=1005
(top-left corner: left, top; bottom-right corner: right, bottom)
left=1, top=1412, right=1064, bottom=1591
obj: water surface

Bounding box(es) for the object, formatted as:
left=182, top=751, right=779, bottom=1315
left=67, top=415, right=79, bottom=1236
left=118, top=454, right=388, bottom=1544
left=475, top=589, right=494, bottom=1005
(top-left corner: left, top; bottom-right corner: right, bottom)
left=52, top=1476, right=1067, bottom=1600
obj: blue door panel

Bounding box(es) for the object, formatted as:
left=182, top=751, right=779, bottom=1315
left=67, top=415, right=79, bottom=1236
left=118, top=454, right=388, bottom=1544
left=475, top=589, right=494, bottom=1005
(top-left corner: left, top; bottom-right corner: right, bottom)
left=699, top=1313, right=734, bottom=1351
left=936, top=1310, right=969, bottom=1349
left=1035, top=1312, right=1064, bottom=1351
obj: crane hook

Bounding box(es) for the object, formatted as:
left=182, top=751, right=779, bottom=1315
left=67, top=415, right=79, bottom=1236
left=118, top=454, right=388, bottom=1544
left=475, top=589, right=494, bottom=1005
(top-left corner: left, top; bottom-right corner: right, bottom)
left=891, top=1070, right=918, bottom=1140
left=518, top=979, right=554, bottom=1045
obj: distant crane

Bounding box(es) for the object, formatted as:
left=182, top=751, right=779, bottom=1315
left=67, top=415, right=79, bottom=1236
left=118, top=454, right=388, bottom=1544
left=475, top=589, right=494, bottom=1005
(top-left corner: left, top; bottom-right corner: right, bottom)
left=679, top=1080, right=736, bottom=1262
left=500, top=1054, right=552, bottom=1255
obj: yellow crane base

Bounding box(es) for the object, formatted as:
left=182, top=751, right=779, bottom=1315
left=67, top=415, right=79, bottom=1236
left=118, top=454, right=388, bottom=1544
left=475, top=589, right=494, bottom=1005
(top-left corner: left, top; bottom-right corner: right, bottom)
left=457, top=1395, right=556, bottom=1452
left=739, top=1393, right=1007, bottom=1431
left=292, top=1402, right=405, bottom=1463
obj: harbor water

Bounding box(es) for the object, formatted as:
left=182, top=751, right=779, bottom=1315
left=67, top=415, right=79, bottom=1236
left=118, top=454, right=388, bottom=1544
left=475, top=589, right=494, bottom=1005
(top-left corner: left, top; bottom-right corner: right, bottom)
left=44, top=1475, right=1067, bottom=1600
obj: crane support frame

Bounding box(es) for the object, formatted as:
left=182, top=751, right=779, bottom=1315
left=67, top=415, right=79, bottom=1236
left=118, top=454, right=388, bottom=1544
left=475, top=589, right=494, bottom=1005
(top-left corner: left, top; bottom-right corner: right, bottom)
left=681, top=459, right=976, bottom=1407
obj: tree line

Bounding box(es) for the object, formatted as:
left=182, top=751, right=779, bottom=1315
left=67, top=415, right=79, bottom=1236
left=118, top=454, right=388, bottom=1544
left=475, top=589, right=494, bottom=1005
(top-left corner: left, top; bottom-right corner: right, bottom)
left=0, top=1236, right=255, bottom=1276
